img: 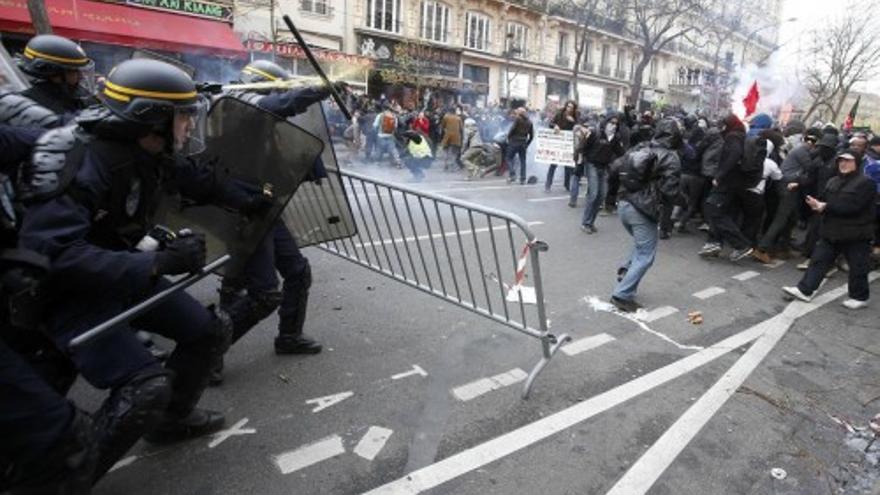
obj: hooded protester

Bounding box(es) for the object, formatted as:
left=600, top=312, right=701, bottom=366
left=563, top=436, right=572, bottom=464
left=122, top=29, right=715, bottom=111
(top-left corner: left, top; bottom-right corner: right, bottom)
left=747, top=113, right=773, bottom=138
left=783, top=149, right=875, bottom=309
left=699, top=113, right=755, bottom=261
left=608, top=118, right=681, bottom=312
left=797, top=133, right=840, bottom=259
left=580, top=113, right=625, bottom=233
left=677, top=116, right=710, bottom=232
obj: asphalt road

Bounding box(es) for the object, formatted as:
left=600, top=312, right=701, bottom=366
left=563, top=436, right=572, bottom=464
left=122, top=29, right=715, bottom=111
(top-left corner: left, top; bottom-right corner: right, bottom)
left=84, top=156, right=880, bottom=495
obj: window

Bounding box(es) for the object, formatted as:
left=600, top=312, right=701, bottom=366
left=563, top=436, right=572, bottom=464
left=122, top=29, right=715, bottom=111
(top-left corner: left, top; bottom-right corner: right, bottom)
left=557, top=32, right=569, bottom=59
left=615, top=47, right=624, bottom=71
left=365, top=0, right=402, bottom=33
left=600, top=44, right=609, bottom=69
left=583, top=39, right=592, bottom=66
left=300, top=0, right=328, bottom=15
left=420, top=1, right=450, bottom=43
left=465, top=12, right=490, bottom=51
left=505, top=22, right=528, bottom=56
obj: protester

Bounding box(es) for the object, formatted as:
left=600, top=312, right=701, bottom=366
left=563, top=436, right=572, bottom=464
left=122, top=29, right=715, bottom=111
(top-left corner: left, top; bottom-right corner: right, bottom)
left=506, top=107, right=534, bottom=184
left=440, top=107, right=463, bottom=172
left=580, top=112, right=625, bottom=234
left=544, top=100, right=578, bottom=192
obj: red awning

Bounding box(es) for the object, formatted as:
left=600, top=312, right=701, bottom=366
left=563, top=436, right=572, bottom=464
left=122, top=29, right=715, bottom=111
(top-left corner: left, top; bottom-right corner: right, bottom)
left=0, top=0, right=246, bottom=58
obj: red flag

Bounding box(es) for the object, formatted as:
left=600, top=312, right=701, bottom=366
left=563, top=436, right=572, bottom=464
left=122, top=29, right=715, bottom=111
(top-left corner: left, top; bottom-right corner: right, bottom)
left=843, top=95, right=860, bottom=131
left=742, top=81, right=760, bottom=117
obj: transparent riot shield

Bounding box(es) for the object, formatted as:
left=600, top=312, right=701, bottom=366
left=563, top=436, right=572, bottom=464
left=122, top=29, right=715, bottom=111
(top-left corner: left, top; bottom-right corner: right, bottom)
left=284, top=103, right=357, bottom=247
left=0, top=43, right=27, bottom=92
left=154, top=96, right=324, bottom=277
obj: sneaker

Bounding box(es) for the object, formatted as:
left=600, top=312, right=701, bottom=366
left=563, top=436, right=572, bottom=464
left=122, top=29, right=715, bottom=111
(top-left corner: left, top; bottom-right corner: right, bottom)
left=567, top=200, right=577, bottom=208
left=507, top=176, right=516, bottom=184
left=144, top=409, right=226, bottom=444
left=837, top=259, right=850, bottom=273
left=842, top=299, right=869, bottom=310
left=698, top=243, right=722, bottom=257
left=751, top=249, right=772, bottom=264
left=698, top=223, right=710, bottom=232
left=796, top=260, right=810, bottom=270
left=782, top=286, right=813, bottom=302
left=610, top=296, right=641, bottom=313
left=274, top=334, right=323, bottom=355
left=580, top=225, right=597, bottom=234
left=729, top=247, right=754, bottom=262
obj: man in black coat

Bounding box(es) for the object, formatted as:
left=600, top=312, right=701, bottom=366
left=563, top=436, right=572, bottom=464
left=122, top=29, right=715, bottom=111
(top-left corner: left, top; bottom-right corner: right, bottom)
left=783, top=149, right=875, bottom=309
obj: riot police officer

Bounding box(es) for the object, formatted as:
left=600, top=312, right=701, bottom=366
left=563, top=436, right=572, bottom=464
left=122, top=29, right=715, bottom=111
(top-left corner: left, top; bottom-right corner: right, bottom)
left=16, top=34, right=94, bottom=115
left=214, top=60, right=344, bottom=382
left=16, top=58, right=261, bottom=480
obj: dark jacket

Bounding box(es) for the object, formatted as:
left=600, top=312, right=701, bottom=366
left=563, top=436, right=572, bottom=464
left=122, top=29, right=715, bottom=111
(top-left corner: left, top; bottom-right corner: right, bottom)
left=780, top=143, right=814, bottom=182
left=507, top=114, right=534, bottom=145
left=698, top=127, right=723, bottom=178
left=615, top=119, right=681, bottom=222
left=713, top=114, right=746, bottom=192
left=818, top=171, right=876, bottom=242
left=583, top=119, right=625, bottom=166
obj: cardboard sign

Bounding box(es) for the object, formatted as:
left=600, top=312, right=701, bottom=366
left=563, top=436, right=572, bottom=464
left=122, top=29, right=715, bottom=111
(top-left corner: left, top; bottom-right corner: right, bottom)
left=534, top=128, right=575, bottom=167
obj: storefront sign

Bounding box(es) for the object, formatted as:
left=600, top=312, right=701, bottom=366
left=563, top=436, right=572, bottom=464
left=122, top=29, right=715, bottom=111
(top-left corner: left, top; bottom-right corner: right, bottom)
left=245, top=40, right=373, bottom=67
left=126, top=0, right=232, bottom=21
left=534, top=128, right=575, bottom=167
left=374, top=69, right=488, bottom=93
left=577, top=83, right=604, bottom=108
left=358, top=34, right=460, bottom=78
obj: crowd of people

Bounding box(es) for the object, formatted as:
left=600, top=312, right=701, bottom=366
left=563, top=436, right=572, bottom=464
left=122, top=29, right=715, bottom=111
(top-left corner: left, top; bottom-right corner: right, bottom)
left=333, top=93, right=880, bottom=313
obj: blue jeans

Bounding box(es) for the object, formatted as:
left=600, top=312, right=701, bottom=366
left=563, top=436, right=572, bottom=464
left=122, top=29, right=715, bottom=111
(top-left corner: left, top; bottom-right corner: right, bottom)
left=569, top=172, right=581, bottom=204
left=376, top=136, right=400, bottom=163
left=581, top=163, right=607, bottom=227
left=506, top=142, right=528, bottom=180
left=612, top=201, right=658, bottom=301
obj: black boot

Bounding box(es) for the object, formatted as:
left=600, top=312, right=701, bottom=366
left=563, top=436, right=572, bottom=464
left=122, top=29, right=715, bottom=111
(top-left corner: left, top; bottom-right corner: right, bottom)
left=274, top=334, right=322, bottom=355
left=143, top=409, right=225, bottom=444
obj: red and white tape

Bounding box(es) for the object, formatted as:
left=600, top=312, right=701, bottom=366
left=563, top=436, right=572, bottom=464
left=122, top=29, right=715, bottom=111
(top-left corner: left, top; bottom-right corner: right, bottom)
left=513, top=241, right=532, bottom=288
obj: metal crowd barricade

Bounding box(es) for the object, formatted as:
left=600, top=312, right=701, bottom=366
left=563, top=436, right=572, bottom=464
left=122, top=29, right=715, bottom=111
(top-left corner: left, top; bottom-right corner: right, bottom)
left=286, top=167, right=571, bottom=399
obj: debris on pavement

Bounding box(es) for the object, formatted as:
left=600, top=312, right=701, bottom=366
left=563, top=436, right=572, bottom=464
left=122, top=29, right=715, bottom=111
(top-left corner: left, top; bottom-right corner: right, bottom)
left=687, top=311, right=703, bottom=325
left=770, top=467, right=787, bottom=480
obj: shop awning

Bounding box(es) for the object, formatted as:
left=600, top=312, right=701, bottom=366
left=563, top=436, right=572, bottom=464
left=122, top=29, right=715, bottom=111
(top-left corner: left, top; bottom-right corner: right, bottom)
left=0, top=0, right=246, bottom=58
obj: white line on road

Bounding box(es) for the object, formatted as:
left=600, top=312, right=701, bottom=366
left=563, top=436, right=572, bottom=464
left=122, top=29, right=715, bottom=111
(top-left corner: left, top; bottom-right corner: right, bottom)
left=692, top=287, right=726, bottom=300
left=353, top=222, right=544, bottom=250
left=273, top=435, right=345, bottom=475
left=766, top=260, right=786, bottom=269
left=208, top=418, right=257, bottom=448
left=639, top=306, right=679, bottom=322
left=561, top=333, right=616, bottom=356
left=605, top=272, right=880, bottom=495
left=354, top=426, right=394, bottom=461
left=528, top=196, right=570, bottom=202
left=363, top=278, right=868, bottom=495
left=451, top=368, right=528, bottom=402
left=732, top=270, right=760, bottom=281
left=305, top=391, right=354, bottom=413
left=391, top=364, right=428, bottom=380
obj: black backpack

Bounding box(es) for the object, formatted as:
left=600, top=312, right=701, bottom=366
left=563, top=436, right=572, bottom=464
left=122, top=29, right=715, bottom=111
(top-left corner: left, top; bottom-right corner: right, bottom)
left=619, top=144, right=658, bottom=193
left=740, top=136, right=767, bottom=188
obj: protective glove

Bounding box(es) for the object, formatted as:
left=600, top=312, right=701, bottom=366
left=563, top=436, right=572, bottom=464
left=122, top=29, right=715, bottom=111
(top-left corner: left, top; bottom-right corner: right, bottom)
left=153, top=232, right=206, bottom=276
left=240, top=193, right=274, bottom=217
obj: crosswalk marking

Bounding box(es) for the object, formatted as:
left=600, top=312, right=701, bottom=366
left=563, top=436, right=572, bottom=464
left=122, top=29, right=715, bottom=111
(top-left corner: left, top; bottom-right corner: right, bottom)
left=561, top=333, right=616, bottom=356
left=273, top=435, right=345, bottom=475
left=692, top=287, right=726, bottom=300
left=639, top=306, right=679, bottom=323
left=452, top=368, right=528, bottom=401
left=732, top=270, right=760, bottom=281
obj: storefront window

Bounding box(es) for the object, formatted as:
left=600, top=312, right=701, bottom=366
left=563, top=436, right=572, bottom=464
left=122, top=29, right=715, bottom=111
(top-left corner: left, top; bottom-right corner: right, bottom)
left=462, top=63, right=489, bottom=84
left=420, top=1, right=450, bottom=43
left=465, top=12, right=491, bottom=52
left=366, top=0, right=402, bottom=33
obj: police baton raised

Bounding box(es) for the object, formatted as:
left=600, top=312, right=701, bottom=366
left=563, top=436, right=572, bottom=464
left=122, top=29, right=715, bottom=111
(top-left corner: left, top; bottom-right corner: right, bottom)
left=281, top=14, right=352, bottom=121
left=68, top=254, right=231, bottom=350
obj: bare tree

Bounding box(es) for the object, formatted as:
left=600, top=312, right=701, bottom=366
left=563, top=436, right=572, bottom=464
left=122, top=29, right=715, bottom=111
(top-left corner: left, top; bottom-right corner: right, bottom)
left=622, top=0, right=705, bottom=106
left=552, top=0, right=605, bottom=103
left=27, top=0, right=52, bottom=34
left=799, top=3, right=880, bottom=124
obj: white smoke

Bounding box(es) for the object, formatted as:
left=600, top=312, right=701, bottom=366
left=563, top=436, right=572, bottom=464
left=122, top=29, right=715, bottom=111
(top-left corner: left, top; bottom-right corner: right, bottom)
left=729, top=50, right=805, bottom=122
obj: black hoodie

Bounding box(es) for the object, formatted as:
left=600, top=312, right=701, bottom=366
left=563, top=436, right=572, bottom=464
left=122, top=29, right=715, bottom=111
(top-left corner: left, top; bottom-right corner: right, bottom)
left=713, top=114, right=746, bottom=192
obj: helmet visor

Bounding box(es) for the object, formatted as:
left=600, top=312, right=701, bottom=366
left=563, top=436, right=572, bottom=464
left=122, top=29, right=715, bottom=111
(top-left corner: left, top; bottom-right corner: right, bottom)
left=173, top=96, right=208, bottom=156
left=72, top=60, right=97, bottom=95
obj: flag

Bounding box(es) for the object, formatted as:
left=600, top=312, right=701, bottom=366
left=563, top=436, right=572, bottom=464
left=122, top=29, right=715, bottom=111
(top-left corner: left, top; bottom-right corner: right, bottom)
left=742, top=81, right=760, bottom=117
left=843, top=95, right=860, bottom=130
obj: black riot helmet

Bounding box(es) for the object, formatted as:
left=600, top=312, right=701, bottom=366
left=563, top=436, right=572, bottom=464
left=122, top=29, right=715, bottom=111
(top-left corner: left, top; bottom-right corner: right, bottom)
left=96, top=58, right=208, bottom=154
left=239, top=59, right=291, bottom=84
left=18, top=35, right=95, bottom=89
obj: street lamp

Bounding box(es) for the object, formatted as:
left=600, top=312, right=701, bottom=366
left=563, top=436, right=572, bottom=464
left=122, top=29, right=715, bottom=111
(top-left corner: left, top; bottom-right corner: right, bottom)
left=740, top=17, right=797, bottom=67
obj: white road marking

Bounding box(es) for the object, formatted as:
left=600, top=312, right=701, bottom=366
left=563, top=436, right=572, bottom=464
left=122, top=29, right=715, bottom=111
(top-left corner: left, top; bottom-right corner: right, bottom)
left=452, top=368, right=528, bottom=402
left=605, top=272, right=880, bottom=495
left=732, top=270, right=760, bottom=281
left=363, top=278, right=867, bottom=495
left=561, top=333, right=616, bottom=356
left=766, top=259, right=786, bottom=269
left=305, top=391, right=354, bottom=413
left=391, top=364, right=428, bottom=380
left=586, top=297, right=700, bottom=351
left=505, top=286, right=537, bottom=304
left=354, top=426, right=394, bottom=461
left=639, top=306, right=679, bottom=322
left=353, top=222, right=544, bottom=250
left=109, top=455, right=138, bottom=473
left=208, top=418, right=257, bottom=449
left=692, top=287, right=726, bottom=300
left=528, top=195, right=570, bottom=202
left=273, top=435, right=345, bottom=475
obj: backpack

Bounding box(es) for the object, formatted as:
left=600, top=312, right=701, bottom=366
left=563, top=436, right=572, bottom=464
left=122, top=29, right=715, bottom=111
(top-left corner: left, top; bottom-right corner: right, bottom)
left=381, top=113, right=396, bottom=134
left=740, top=136, right=767, bottom=188
left=619, top=145, right=658, bottom=193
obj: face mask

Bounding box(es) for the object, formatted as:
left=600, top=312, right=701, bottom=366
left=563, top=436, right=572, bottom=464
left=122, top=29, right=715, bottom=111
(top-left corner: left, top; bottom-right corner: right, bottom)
left=605, top=123, right=617, bottom=137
